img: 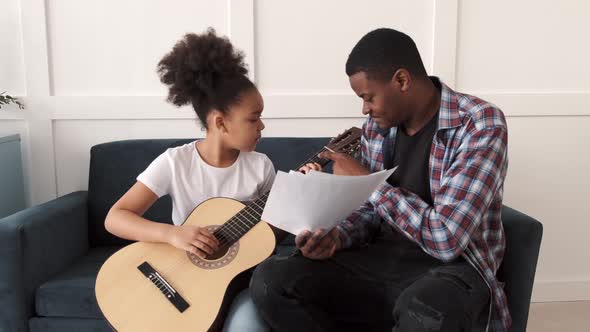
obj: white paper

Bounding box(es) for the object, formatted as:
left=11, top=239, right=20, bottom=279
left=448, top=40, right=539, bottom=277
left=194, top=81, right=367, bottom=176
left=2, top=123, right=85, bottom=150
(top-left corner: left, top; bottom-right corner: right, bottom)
left=261, top=168, right=396, bottom=235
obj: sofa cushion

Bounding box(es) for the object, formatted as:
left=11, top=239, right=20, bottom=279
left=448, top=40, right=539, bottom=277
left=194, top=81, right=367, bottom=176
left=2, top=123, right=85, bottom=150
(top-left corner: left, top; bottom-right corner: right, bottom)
left=29, top=317, right=111, bottom=332
left=35, top=246, right=121, bottom=319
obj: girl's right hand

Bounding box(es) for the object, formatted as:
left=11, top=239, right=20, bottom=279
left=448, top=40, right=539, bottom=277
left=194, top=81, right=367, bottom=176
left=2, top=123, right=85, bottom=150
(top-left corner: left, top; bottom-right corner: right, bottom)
left=167, top=226, right=219, bottom=258
left=299, top=162, right=323, bottom=174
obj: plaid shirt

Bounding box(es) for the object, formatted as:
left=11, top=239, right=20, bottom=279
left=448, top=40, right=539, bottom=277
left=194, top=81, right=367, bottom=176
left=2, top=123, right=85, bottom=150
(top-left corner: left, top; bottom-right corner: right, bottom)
left=337, top=79, right=510, bottom=331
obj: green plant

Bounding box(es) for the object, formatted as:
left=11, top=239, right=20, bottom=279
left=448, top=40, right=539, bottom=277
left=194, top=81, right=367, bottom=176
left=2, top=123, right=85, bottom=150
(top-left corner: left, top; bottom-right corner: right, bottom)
left=0, top=92, right=24, bottom=110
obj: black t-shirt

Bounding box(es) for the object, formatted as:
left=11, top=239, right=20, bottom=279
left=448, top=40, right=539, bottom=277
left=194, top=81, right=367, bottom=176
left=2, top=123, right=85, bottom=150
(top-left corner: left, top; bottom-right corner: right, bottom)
left=385, top=113, right=438, bottom=205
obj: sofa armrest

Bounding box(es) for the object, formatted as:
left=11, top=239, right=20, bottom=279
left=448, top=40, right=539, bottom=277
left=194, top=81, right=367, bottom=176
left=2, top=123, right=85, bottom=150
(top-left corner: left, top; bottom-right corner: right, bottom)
left=499, top=205, right=543, bottom=331
left=0, top=191, right=89, bottom=332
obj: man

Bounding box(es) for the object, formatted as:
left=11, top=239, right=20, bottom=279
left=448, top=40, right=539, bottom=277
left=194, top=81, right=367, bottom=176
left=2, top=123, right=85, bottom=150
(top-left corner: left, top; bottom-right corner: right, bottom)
left=251, top=28, right=509, bottom=331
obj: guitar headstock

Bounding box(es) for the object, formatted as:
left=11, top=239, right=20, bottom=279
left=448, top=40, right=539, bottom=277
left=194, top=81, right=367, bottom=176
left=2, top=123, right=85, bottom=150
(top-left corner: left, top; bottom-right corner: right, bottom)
left=295, top=127, right=363, bottom=171
left=326, top=126, right=362, bottom=157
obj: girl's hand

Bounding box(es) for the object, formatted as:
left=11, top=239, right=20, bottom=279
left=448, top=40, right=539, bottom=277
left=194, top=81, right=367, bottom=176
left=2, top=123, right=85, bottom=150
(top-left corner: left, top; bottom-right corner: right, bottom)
left=299, top=162, right=323, bottom=174
left=319, top=152, right=369, bottom=176
left=167, top=226, right=219, bottom=258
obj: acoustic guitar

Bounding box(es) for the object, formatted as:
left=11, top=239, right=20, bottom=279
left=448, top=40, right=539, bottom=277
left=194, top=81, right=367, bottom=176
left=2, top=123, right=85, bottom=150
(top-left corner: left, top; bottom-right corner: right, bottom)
left=95, top=127, right=362, bottom=331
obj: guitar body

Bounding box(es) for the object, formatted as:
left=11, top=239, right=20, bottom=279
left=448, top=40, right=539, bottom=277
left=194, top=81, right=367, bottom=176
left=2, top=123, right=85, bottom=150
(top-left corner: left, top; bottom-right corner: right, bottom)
left=95, top=197, right=275, bottom=331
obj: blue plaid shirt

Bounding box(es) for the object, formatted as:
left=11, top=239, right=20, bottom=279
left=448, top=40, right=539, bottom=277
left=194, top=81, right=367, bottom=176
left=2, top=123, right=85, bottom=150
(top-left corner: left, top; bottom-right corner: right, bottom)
left=337, top=78, right=510, bottom=330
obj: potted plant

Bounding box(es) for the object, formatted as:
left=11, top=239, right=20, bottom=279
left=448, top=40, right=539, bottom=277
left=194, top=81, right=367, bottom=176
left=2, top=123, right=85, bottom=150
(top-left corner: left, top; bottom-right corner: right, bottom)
left=0, top=91, right=25, bottom=110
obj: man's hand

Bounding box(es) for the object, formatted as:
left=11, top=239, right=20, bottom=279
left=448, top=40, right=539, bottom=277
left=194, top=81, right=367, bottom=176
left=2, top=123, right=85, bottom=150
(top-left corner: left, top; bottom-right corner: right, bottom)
left=320, top=152, right=370, bottom=176
left=296, top=227, right=341, bottom=260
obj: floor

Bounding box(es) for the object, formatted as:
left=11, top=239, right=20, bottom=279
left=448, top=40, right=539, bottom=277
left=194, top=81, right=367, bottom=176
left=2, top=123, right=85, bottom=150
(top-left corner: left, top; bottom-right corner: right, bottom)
left=527, top=301, right=589, bottom=331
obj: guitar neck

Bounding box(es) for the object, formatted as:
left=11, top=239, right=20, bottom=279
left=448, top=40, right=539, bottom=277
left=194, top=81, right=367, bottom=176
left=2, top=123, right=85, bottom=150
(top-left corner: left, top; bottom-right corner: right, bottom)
left=294, top=148, right=333, bottom=171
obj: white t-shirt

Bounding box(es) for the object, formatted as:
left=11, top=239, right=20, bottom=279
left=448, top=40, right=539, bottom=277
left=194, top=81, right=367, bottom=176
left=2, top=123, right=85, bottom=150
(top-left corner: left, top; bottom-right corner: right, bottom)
left=137, top=141, right=276, bottom=225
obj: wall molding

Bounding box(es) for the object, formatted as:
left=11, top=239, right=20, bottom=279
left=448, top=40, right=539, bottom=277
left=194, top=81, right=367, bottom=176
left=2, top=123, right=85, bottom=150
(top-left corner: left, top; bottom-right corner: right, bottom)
left=432, top=0, right=459, bottom=88
left=20, top=0, right=57, bottom=205
left=20, top=0, right=50, bottom=96
left=478, top=92, right=590, bottom=117
left=26, top=92, right=590, bottom=121
left=228, top=0, right=256, bottom=83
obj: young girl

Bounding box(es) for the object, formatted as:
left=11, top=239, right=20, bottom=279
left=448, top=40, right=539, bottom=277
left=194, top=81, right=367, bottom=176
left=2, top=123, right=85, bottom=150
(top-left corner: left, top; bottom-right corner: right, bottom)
left=104, top=29, right=272, bottom=332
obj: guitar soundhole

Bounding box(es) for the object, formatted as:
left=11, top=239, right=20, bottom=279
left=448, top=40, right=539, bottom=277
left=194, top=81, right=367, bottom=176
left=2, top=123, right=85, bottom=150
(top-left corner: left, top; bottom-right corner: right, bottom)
left=186, top=225, right=240, bottom=270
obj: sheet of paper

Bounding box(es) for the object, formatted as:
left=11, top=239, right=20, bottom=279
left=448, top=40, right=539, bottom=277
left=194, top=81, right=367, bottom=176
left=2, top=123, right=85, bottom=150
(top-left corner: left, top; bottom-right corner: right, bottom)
left=261, top=168, right=396, bottom=235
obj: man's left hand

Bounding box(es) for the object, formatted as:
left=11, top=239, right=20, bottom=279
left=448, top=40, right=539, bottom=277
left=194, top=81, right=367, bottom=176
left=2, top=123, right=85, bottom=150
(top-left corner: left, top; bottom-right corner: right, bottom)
left=296, top=228, right=341, bottom=260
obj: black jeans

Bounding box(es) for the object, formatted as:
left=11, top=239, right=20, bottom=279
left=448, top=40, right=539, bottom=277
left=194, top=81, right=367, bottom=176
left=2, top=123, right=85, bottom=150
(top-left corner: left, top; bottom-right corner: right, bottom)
left=250, top=226, right=490, bottom=332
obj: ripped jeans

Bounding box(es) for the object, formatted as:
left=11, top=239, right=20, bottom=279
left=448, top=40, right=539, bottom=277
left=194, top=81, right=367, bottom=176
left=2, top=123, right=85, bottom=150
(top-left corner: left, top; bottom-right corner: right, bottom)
left=250, top=225, right=490, bottom=332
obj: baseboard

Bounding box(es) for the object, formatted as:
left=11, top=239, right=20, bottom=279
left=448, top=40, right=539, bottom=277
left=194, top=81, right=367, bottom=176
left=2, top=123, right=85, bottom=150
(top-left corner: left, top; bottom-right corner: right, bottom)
left=531, top=280, right=590, bottom=302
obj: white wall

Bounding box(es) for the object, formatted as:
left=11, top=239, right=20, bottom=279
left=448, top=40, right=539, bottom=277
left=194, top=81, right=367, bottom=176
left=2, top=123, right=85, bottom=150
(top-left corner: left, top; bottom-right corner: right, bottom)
left=1, top=0, right=588, bottom=302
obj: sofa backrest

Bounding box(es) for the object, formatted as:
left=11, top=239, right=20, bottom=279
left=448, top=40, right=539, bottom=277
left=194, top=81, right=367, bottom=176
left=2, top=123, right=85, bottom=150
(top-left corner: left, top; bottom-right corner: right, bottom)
left=87, top=137, right=330, bottom=247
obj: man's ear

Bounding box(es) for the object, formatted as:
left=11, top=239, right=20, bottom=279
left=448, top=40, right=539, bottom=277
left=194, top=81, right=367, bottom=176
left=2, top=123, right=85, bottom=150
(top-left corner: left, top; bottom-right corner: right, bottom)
left=391, top=68, right=411, bottom=93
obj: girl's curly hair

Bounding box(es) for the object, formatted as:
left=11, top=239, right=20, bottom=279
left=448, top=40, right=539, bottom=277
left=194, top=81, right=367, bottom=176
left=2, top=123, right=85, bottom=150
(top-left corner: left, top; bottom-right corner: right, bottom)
left=158, top=28, right=255, bottom=128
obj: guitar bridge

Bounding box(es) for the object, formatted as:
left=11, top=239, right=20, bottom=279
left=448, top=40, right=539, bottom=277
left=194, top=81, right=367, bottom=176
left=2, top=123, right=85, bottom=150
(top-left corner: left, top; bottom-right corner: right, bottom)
left=137, top=262, right=189, bottom=313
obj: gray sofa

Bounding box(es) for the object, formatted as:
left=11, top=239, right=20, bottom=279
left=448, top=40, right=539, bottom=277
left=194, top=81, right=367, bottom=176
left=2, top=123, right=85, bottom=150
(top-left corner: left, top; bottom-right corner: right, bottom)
left=0, top=138, right=542, bottom=331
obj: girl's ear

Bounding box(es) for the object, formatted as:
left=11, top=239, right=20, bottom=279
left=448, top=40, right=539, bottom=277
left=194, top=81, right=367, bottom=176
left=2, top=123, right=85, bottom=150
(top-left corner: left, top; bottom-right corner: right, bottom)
left=211, top=111, right=228, bottom=133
